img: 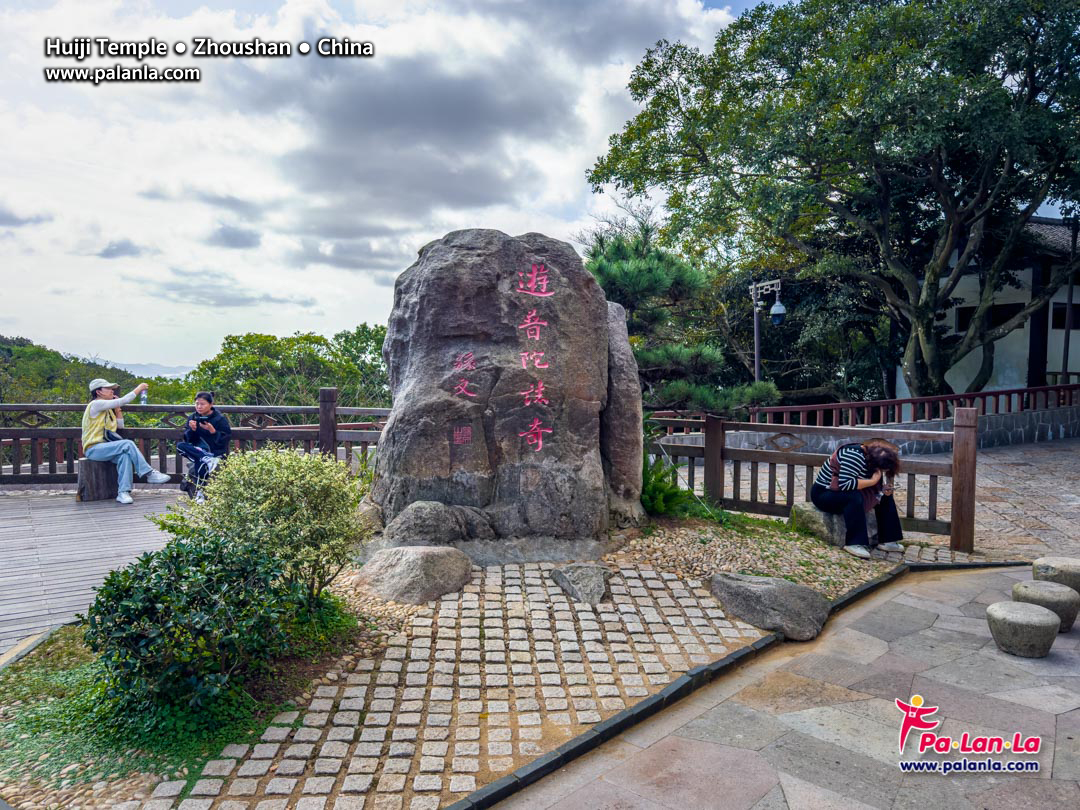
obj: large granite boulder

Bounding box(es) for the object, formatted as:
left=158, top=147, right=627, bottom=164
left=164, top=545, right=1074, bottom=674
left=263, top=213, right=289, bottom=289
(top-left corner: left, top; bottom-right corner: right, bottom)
left=711, top=572, right=831, bottom=641
left=351, top=546, right=473, bottom=604
left=602, top=302, right=646, bottom=528
left=372, top=229, right=643, bottom=556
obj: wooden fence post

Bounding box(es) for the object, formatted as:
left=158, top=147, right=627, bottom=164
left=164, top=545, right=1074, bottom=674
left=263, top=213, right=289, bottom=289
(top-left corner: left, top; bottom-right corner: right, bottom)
left=704, top=415, right=724, bottom=505
left=950, top=407, right=978, bottom=553
left=319, top=387, right=338, bottom=457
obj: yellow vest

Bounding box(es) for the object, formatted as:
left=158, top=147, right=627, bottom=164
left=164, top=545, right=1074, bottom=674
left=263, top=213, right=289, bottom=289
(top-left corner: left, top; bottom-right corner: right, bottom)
left=82, top=402, right=117, bottom=450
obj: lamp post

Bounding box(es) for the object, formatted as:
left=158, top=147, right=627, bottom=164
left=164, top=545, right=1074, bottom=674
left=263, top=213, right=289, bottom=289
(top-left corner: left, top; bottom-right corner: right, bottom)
left=749, top=279, right=785, bottom=382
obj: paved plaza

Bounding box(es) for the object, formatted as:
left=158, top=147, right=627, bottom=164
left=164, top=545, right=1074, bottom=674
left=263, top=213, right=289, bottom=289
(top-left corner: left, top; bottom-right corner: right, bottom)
left=131, top=563, right=763, bottom=809
left=0, top=439, right=1078, bottom=808
left=498, top=566, right=1080, bottom=810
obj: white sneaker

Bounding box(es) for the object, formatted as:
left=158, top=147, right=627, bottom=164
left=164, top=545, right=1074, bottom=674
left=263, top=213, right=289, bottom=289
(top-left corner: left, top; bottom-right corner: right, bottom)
left=844, top=545, right=871, bottom=559
left=116, top=492, right=133, bottom=504
left=878, top=542, right=904, bottom=552
left=146, top=470, right=171, bottom=484
left=195, top=491, right=206, bottom=505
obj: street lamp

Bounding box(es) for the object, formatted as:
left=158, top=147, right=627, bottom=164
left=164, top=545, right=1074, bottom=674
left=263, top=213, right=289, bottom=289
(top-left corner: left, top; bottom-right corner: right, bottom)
left=749, top=279, right=784, bottom=382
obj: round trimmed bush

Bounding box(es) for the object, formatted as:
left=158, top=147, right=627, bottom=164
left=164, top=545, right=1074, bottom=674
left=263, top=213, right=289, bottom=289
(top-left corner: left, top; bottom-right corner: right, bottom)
left=83, top=533, right=293, bottom=707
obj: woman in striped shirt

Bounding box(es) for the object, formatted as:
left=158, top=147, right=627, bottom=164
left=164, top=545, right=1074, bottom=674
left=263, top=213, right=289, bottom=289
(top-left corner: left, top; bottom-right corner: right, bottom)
left=810, top=440, right=903, bottom=559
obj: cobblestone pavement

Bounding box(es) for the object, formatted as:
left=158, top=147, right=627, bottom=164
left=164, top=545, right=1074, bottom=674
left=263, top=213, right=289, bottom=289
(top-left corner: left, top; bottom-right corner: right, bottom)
left=499, top=565, right=1080, bottom=810
left=125, top=562, right=761, bottom=810
left=674, top=437, right=1080, bottom=561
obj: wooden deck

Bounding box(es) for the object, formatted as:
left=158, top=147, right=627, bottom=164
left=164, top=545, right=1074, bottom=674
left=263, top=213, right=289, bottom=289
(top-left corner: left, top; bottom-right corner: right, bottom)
left=0, top=490, right=178, bottom=655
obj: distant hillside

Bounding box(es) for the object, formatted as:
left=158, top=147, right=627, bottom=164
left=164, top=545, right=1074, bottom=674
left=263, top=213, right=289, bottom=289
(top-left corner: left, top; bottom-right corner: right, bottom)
left=114, top=362, right=195, bottom=379
left=0, top=336, right=192, bottom=407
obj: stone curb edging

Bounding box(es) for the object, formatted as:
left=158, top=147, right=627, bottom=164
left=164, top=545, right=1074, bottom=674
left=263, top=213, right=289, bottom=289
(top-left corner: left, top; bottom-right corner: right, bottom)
left=444, top=556, right=1032, bottom=809
left=0, top=625, right=63, bottom=672
left=905, top=560, right=1030, bottom=572
left=441, top=632, right=785, bottom=809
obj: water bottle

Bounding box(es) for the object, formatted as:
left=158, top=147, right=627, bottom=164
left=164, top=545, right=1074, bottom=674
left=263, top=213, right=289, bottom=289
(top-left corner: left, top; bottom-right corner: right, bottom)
left=140, top=390, right=148, bottom=406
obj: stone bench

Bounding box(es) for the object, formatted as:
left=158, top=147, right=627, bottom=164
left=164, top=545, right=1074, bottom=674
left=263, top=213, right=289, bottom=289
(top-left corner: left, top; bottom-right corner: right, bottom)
left=790, top=501, right=877, bottom=548
left=76, top=458, right=118, bottom=502
left=1013, top=580, right=1080, bottom=633
left=986, top=601, right=1059, bottom=658
left=1032, top=557, right=1080, bottom=595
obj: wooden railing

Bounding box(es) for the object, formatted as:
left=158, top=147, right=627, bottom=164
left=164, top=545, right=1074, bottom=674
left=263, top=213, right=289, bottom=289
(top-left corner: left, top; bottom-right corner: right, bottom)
left=648, top=409, right=979, bottom=552
left=746, top=383, right=1080, bottom=426
left=0, top=388, right=390, bottom=485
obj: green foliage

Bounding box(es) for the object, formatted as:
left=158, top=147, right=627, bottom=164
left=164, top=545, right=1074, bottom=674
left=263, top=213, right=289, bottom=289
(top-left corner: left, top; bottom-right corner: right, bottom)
left=183, top=326, right=390, bottom=415
left=155, top=448, right=371, bottom=605
left=591, top=0, right=1080, bottom=395
left=0, top=595, right=359, bottom=788
left=81, top=534, right=293, bottom=709
left=640, top=453, right=694, bottom=516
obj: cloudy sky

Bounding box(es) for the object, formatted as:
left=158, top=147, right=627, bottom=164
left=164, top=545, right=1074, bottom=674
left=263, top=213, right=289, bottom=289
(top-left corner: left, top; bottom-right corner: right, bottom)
left=1, top=0, right=752, bottom=368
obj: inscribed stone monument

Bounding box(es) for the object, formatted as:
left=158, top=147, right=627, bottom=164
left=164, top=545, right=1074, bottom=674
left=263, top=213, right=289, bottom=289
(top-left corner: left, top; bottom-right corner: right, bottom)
left=371, top=229, right=644, bottom=560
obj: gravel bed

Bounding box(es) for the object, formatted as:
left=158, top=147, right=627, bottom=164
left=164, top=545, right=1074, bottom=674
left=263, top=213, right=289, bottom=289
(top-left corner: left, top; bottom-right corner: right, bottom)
left=605, top=517, right=896, bottom=599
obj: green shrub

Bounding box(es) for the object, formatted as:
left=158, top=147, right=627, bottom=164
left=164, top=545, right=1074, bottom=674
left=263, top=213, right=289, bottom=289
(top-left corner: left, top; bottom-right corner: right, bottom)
left=82, top=533, right=293, bottom=708
left=640, top=453, right=694, bottom=516
left=155, top=447, right=371, bottom=605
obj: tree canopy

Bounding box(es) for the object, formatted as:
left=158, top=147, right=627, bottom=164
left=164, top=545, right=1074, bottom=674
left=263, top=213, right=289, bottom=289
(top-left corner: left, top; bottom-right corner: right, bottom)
left=590, top=0, right=1080, bottom=395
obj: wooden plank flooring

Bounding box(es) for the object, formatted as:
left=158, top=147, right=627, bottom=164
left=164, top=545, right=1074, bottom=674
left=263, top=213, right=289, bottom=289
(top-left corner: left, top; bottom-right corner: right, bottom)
left=0, top=491, right=178, bottom=654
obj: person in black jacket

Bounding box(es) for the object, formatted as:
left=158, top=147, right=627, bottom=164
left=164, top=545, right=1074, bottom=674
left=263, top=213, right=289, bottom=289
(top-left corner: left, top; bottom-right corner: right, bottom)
left=176, top=391, right=231, bottom=501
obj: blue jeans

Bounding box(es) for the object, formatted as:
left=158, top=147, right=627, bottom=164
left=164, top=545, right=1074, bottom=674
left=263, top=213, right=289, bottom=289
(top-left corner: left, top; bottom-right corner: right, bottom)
left=84, top=439, right=153, bottom=494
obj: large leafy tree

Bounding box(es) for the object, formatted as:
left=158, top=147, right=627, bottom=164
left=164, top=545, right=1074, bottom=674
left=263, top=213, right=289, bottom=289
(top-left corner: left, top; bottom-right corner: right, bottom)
left=590, top=0, right=1080, bottom=395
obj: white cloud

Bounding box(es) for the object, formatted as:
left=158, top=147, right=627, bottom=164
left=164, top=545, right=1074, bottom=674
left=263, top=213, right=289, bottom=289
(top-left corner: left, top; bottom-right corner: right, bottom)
left=0, top=0, right=733, bottom=366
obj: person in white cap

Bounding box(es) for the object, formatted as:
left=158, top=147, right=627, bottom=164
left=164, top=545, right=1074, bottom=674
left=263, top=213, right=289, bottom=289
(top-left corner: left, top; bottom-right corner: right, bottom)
left=82, top=378, right=171, bottom=504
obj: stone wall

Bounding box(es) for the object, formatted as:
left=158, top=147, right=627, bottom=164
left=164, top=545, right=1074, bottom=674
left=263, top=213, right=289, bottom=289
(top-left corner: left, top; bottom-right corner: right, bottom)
left=660, top=404, right=1080, bottom=458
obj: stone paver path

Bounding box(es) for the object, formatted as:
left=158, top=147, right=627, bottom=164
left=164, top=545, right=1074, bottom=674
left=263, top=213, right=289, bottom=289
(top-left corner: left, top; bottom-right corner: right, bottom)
left=132, top=563, right=761, bottom=810
left=498, top=566, right=1080, bottom=810
left=0, top=491, right=177, bottom=655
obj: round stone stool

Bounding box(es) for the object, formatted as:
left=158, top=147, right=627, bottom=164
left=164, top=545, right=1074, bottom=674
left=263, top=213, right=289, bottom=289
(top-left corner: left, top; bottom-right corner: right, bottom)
left=1013, top=580, right=1080, bottom=633
left=1032, top=557, right=1080, bottom=594
left=986, top=601, right=1059, bottom=658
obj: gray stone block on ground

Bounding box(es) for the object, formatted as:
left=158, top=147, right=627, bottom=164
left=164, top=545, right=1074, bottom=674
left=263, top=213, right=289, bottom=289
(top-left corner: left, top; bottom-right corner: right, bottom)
left=1012, top=580, right=1080, bottom=632
left=790, top=501, right=877, bottom=548
left=710, top=572, right=830, bottom=641
left=1032, top=557, right=1080, bottom=595
left=550, top=563, right=612, bottom=605
left=986, top=601, right=1059, bottom=658
left=351, top=546, right=472, bottom=604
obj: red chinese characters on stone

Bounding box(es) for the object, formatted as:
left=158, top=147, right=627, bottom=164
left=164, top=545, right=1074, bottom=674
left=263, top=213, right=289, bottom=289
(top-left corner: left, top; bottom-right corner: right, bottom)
left=517, top=309, right=548, bottom=341
left=518, top=417, right=553, bottom=452
left=453, top=352, right=477, bottom=371
left=453, top=426, right=472, bottom=445
left=517, top=263, right=555, bottom=297
left=519, top=380, right=549, bottom=407
left=520, top=351, right=549, bottom=370
left=453, top=378, right=478, bottom=397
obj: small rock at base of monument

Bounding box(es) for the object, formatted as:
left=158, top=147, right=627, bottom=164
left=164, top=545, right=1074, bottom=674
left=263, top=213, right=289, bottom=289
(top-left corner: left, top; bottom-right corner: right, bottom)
left=551, top=564, right=612, bottom=605
left=710, top=572, right=830, bottom=641
left=352, top=547, right=473, bottom=605
left=358, top=497, right=384, bottom=532
left=986, top=601, right=1059, bottom=658
left=1032, top=557, right=1080, bottom=594
left=790, top=502, right=878, bottom=548
left=382, top=500, right=496, bottom=546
